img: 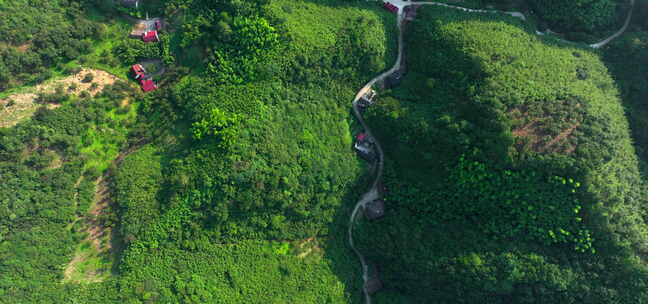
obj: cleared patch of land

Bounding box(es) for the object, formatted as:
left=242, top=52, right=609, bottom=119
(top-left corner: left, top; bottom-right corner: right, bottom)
left=63, top=176, right=116, bottom=284
left=0, top=68, right=120, bottom=128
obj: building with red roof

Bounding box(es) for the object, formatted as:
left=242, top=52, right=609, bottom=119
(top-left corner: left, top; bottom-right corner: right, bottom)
left=131, top=64, right=146, bottom=80
left=383, top=2, right=398, bottom=14
left=142, top=30, right=159, bottom=42
left=140, top=79, right=157, bottom=92
left=356, top=133, right=367, bottom=142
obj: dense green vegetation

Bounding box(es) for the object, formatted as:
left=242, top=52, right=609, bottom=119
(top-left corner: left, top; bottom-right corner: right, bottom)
left=0, top=0, right=102, bottom=90
left=3, top=0, right=648, bottom=302
left=529, top=0, right=618, bottom=32
left=358, top=6, right=648, bottom=303
left=604, top=0, right=648, bottom=173
left=97, top=1, right=398, bottom=302
left=1, top=0, right=397, bottom=302
left=0, top=82, right=139, bottom=301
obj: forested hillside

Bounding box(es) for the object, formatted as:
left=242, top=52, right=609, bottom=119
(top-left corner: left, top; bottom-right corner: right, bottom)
left=2, top=0, right=648, bottom=303
left=604, top=0, right=648, bottom=173
left=357, top=6, right=648, bottom=303
left=1, top=0, right=397, bottom=302
left=0, top=0, right=101, bottom=90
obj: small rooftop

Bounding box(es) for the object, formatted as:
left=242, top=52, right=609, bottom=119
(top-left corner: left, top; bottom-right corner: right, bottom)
left=142, top=30, right=159, bottom=42
left=140, top=79, right=157, bottom=92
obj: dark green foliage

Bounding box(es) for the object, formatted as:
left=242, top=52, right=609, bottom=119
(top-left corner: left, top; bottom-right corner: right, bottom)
left=0, top=0, right=99, bottom=90
left=604, top=31, right=648, bottom=172
left=529, top=0, right=617, bottom=32
left=359, top=6, right=648, bottom=303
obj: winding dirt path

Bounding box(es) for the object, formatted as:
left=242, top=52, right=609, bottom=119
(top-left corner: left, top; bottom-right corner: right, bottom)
left=348, top=1, right=634, bottom=303
left=413, top=0, right=635, bottom=48
left=589, top=0, right=635, bottom=48
left=348, top=9, right=405, bottom=304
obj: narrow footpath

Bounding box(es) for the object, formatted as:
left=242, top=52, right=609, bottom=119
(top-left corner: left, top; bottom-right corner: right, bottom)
left=347, top=1, right=635, bottom=303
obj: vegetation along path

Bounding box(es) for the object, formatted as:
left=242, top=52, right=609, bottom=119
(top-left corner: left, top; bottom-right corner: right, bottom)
left=348, top=1, right=635, bottom=303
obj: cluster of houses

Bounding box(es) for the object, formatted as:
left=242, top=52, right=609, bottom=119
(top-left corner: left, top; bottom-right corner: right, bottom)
left=354, top=90, right=378, bottom=161
left=131, top=64, right=157, bottom=92
left=122, top=0, right=163, bottom=92
left=353, top=88, right=388, bottom=294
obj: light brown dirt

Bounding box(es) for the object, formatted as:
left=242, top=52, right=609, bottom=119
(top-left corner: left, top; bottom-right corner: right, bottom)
left=131, top=22, right=147, bottom=36
left=16, top=41, right=31, bottom=52
left=295, top=237, right=322, bottom=259
left=539, top=124, right=579, bottom=153
left=0, top=68, right=120, bottom=128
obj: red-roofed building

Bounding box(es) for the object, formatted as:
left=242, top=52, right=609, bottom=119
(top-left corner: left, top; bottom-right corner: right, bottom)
left=356, top=133, right=367, bottom=142
left=383, top=2, right=398, bottom=14
left=140, top=79, right=157, bottom=92
left=131, top=64, right=146, bottom=80
left=142, top=30, right=159, bottom=42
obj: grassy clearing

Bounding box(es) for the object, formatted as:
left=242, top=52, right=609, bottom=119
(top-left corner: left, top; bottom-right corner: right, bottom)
left=63, top=239, right=113, bottom=284
left=79, top=101, right=138, bottom=173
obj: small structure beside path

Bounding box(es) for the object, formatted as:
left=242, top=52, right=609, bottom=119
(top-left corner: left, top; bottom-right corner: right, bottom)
left=130, top=18, right=164, bottom=38
left=130, top=62, right=159, bottom=92
left=364, top=199, right=385, bottom=220
left=364, top=263, right=384, bottom=295
left=383, top=1, right=400, bottom=14
left=354, top=133, right=376, bottom=161
left=140, top=79, right=157, bottom=92
left=358, top=89, right=377, bottom=110
left=142, top=30, right=160, bottom=42
left=131, top=64, right=146, bottom=80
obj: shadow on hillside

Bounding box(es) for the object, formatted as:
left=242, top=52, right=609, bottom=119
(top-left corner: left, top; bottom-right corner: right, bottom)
left=341, top=6, right=648, bottom=302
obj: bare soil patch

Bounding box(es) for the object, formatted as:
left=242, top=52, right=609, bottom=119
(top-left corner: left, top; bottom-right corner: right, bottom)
left=0, top=68, right=120, bottom=128
left=16, top=41, right=31, bottom=52
left=63, top=144, right=144, bottom=283
left=509, top=99, right=584, bottom=155
left=63, top=176, right=115, bottom=283
left=294, top=237, right=323, bottom=259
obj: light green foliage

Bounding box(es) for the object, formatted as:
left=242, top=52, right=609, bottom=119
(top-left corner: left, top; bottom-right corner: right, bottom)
left=112, top=39, right=164, bottom=65
left=0, top=84, right=139, bottom=301
left=190, top=107, right=239, bottom=148
left=114, top=146, right=163, bottom=241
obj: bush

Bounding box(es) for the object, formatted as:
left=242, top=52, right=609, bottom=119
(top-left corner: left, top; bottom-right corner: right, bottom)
left=64, top=66, right=83, bottom=75
left=82, top=73, right=94, bottom=83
